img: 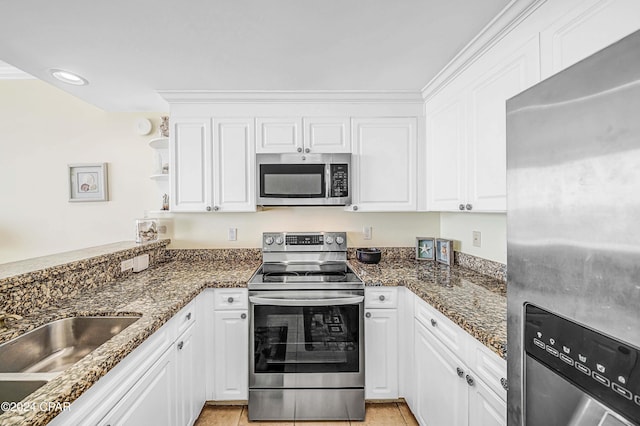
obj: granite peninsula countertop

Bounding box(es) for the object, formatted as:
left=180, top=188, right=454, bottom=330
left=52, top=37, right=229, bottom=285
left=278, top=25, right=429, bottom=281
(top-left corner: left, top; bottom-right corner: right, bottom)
left=1, top=252, right=506, bottom=425
left=349, top=258, right=507, bottom=359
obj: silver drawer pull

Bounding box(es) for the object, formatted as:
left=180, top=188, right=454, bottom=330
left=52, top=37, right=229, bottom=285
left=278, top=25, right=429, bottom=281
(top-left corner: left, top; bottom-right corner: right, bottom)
left=177, top=341, right=184, bottom=350
left=241, top=313, right=247, bottom=319
left=378, top=295, right=386, bottom=301
left=186, top=312, right=192, bottom=321
left=466, top=375, right=475, bottom=386
left=430, top=318, right=437, bottom=327
left=365, top=312, right=372, bottom=318
left=456, top=367, right=464, bottom=378
left=227, top=296, right=234, bottom=303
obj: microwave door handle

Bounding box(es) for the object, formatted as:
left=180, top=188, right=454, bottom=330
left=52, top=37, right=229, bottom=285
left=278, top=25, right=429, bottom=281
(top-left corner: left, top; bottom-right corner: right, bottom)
left=249, top=296, right=364, bottom=306
left=326, top=164, right=331, bottom=199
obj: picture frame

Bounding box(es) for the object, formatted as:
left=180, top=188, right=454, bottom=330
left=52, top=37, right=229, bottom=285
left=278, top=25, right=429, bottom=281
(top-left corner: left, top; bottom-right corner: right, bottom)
left=415, top=237, right=435, bottom=261
left=435, top=238, right=453, bottom=266
left=68, top=163, right=108, bottom=202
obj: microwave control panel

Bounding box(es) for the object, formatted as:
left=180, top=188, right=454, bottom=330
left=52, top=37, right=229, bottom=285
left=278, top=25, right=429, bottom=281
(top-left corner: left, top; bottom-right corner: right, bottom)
left=330, top=164, right=349, bottom=198
left=525, top=304, right=640, bottom=424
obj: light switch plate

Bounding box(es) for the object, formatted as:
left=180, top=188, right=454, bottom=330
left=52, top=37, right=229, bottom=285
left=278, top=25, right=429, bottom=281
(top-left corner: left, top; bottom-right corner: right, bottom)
left=472, top=231, right=482, bottom=248
left=363, top=226, right=372, bottom=240
left=228, top=228, right=237, bottom=241
left=133, top=254, right=149, bottom=272
left=121, top=258, right=134, bottom=272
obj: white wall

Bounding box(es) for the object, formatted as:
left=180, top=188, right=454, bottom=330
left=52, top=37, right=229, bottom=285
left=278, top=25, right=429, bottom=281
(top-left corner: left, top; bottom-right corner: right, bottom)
left=440, top=213, right=506, bottom=263
left=0, top=80, right=506, bottom=265
left=0, top=80, right=164, bottom=263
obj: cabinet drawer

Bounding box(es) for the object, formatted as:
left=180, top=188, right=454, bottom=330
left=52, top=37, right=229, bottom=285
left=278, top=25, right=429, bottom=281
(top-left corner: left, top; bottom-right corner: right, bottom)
left=467, top=336, right=507, bottom=401
left=414, top=296, right=465, bottom=356
left=214, top=288, right=248, bottom=310
left=175, top=300, right=196, bottom=338
left=365, top=287, right=398, bottom=308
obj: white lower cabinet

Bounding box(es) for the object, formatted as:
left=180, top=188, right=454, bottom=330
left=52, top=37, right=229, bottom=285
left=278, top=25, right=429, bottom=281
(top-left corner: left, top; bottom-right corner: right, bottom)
left=213, top=288, right=249, bottom=401
left=364, top=287, right=398, bottom=399
left=409, top=295, right=506, bottom=426
left=414, top=320, right=467, bottom=426
left=175, top=322, right=204, bottom=426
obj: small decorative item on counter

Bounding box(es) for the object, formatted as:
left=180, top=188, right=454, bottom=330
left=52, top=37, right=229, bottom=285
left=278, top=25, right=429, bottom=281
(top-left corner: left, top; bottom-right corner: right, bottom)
left=356, top=248, right=381, bottom=264
left=416, top=237, right=435, bottom=261
left=162, top=194, right=169, bottom=211
left=435, top=238, right=453, bottom=266
left=159, top=116, right=169, bottom=137
left=136, top=219, right=158, bottom=243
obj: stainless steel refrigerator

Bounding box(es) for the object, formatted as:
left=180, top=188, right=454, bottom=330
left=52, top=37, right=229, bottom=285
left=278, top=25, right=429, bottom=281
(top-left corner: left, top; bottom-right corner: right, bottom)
left=506, top=30, right=640, bottom=425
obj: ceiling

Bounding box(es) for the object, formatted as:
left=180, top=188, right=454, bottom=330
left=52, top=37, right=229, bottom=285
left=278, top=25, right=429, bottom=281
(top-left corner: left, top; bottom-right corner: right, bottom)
left=0, top=0, right=510, bottom=111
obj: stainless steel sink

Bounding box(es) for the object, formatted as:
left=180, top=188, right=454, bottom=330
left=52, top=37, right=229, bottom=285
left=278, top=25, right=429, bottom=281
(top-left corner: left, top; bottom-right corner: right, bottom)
left=0, top=315, right=140, bottom=409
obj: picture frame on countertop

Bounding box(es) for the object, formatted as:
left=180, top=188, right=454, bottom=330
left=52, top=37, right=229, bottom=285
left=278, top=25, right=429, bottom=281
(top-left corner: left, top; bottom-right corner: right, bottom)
left=68, top=163, right=108, bottom=202
left=415, top=237, right=435, bottom=261
left=435, top=238, right=453, bottom=266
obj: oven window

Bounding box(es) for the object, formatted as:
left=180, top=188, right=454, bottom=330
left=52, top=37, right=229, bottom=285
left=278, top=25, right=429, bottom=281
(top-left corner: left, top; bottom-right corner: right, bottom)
left=260, top=164, right=325, bottom=198
left=253, top=305, right=360, bottom=373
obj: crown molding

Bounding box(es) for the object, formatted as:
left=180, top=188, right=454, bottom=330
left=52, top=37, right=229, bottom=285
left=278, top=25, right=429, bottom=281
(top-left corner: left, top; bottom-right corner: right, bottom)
left=158, top=90, right=424, bottom=104
left=0, top=61, right=34, bottom=80
left=421, top=0, right=547, bottom=101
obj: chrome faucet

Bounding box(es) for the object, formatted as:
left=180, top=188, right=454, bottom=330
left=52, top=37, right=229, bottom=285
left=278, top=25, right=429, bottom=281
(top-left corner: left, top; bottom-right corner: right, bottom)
left=0, top=312, right=22, bottom=329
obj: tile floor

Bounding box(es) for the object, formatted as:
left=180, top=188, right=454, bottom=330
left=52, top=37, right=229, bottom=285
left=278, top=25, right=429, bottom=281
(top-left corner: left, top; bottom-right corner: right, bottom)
left=194, top=402, right=419, bottom=426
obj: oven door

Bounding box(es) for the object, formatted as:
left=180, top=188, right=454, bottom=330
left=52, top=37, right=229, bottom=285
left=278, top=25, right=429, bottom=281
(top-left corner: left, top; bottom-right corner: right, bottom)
left=249, top=290, right=364, bottom=389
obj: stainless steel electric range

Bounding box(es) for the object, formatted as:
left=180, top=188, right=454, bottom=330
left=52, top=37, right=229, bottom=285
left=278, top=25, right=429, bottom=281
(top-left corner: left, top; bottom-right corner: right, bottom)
left=247, top=232, right=365, bottom=421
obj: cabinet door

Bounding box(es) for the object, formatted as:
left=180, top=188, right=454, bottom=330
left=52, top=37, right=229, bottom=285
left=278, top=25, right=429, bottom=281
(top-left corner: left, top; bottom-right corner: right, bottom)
left=351, top=118, right=417, bottom=211
left=99, top=347, right=175, bottom=426
left=414, top=321, right=467, bottom=426
left=425, top=92, right=467, bottom=212
left=303, top=117, right=351, bottom=153
left=170, top=118, right=212, bottom=212
left=214, top=310, right=249, bottom=400
left=540, top=0, right=640, bottom=79
left=175, top=323, right=204, bottom=426
left=466, top=35, right=540, bottom=212
left=364, top=309, right=398, bottom=400
left=256, top=118, right=302, bottom=153
left=468, top=378, right=506, bottom=426
left=213, top=118, right=256, bottom=212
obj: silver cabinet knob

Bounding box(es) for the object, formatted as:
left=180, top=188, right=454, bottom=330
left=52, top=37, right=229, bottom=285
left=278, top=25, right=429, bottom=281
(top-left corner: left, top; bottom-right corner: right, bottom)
left=177, top=341, right=184, bottom=350
left=466, top=375, right=475, bottom=386
left=378, top=295, right=386, bottom=301
left=227, top=297, right=234, bottom=303
left=206, top=206, right=212, bottom=211
left=430, top=318, right=437, bottom=327
left=352, top=205, right=358, bottom=211
left=213, top=206, right=220, bottom=211
left=305, top=147, right=310, bottom=153
left=186, top=312, right=192, bottom=321
left=458, top=204, right=465, bottom=211
left=456, top=367, right=464, bottom=378
left=297, top=147, right=303, bottom=153
left=365, top=312, right=372, bottom=318
left=465, top=204, right=472, bottom=211
left=241, top=313, right=247, bottom=319
left=501, top=377, right=508, bottom=390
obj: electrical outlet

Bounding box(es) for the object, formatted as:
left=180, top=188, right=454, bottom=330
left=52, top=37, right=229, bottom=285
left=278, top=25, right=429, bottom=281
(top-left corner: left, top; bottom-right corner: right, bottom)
left=120, top=258, right=134, bottom=272
left=228, top=227, right=237, bottom=241
left=472, top=231, right=482, bottom=248
left=363, top=226, right=372, bottom=240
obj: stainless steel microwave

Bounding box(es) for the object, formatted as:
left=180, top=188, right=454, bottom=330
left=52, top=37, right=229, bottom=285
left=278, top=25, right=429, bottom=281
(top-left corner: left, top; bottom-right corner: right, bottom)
left=257, top=153, right=351, bottom=206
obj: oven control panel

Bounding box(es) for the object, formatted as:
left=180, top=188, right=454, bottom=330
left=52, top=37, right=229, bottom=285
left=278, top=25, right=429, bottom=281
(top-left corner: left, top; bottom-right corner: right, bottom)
left=525, top=304, right=640, bottom=424
left=262, top=232, right=346, bottom=251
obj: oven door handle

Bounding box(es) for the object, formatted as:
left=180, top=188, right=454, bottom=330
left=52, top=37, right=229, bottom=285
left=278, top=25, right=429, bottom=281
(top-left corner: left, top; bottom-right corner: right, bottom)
left=249, top=295, right=364, bottom=306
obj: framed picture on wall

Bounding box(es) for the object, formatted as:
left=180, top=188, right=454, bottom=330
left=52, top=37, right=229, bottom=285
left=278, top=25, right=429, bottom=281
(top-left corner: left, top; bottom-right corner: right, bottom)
left=415, top=237, right=435, bottom=261
left=435, top=238, right=453, bottom=266
left=68, top=163, right=109, bottom=202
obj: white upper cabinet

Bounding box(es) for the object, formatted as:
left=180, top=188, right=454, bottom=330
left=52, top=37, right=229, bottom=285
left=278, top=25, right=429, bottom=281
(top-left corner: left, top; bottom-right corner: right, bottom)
left=171, top=117, right=256, bottom=212
left=255, top=117, right=303, bottom=153
left=350, top=118, right=417, bottom=212
left=426, top=35, right=540, bottom=212
left=540, top=0, right=640, bottom=79
left=170, top=118, right=213, bottom=212
left=303, top=117, right=351, bottom=153
left=213, top=118, right=256, bottom=212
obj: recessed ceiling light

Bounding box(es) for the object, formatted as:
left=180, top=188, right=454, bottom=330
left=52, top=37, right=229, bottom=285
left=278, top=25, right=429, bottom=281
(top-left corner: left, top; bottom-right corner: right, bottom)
left=49, top=69, right=88, bottom=86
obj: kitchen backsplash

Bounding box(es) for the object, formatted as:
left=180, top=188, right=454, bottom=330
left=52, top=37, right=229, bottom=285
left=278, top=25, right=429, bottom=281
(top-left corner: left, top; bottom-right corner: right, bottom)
left=0, top=240, right=170, bottom=316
